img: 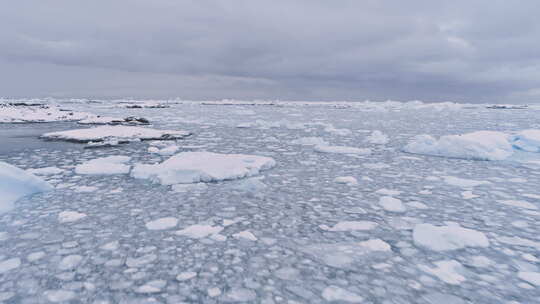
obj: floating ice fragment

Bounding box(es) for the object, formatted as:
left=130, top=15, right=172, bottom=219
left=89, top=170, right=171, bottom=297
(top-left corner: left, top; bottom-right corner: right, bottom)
left=145, top=217, right=178, bottom=230
left=322, top=286, right=363, bottom=303
left=320, top=221, right=377, bottom=231
left=413, top=224, right=489, bottom=251
left=58, top=211, right=87, bottom=223
left=75, top=156, right=131, bottom=175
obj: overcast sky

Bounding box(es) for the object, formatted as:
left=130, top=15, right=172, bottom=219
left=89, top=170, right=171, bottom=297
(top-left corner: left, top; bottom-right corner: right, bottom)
left=1, top=1, right=539, bottom=103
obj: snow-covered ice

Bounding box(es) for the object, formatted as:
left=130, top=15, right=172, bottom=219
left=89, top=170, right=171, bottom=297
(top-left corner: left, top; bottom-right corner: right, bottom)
left=378, top=196, right=406, bottom=213
left=322, top=286, right=364, bottom=302
left=175, top=224, right=224, bottom=239
left=131, top=151, right=276, bottom=185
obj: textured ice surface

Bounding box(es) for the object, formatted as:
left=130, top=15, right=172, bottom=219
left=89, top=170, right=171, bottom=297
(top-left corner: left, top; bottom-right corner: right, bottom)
left=1, top=99, right=539, bottom=303
left=75, top=155, right=131, bottom=175
left=413, top=224, right=490, bottom=251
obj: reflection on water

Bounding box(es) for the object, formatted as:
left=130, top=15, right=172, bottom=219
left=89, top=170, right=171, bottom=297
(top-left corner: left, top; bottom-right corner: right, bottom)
left=0, top=122, right=82, bottom=154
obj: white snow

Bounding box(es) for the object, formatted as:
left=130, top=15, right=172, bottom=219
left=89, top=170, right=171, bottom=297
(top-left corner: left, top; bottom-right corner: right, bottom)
left=322, top=286, right=364, bottom=303
left=75, top=156, right=131, bottom=175
left=443, top=176, right=491, bottom=188
left=314, top=145, right=371, bottom=155
left=41, top=125, right=191, bottom=143
left=0, top=258, right=21, bottom=274
left=58, top=211, right=87, bottom=223
left=131, top=152, right=276, bottom=185
left=404, top=131, right=514, bottom=161
left=334, top=176, right=358, bottom=185
left=175, top=224, right=224, bottom=239
left=420, top=260, right=466, bottom=285
left=518, top=272, right=540, bottom=286
left=0, top=161, right=53, bottom=214
left=413, top=223, right=490, bottom=251
left=498, top=200, right=537, bottom=210
left=378, top=196, right=406, bottom=213
left=26, top=166, right=64, bottom=176
left=365, top=130, right=389, bottom=145
left=320, top=221, right=378, bottom=231
left=145, top=217, right=178, bottom=230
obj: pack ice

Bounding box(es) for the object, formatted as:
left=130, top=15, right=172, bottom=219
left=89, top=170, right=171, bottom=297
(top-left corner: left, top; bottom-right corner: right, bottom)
left=0, top=162, right=53, bottom=214
left=131, top=151, right=276, bottom=185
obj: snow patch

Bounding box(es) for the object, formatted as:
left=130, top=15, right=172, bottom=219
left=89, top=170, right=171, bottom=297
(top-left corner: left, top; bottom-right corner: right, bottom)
left=413, top=223, right=489, bottom=251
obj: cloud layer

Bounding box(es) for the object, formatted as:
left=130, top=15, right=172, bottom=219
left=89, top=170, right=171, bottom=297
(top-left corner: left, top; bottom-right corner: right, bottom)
left=1, top=0, right=539, bottom=102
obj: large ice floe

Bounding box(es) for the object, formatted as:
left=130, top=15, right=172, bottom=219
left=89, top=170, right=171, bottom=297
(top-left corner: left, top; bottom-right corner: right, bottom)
left=131, top=151, right=276, bottom=185
left=41, top=125, right=191, bottom=143
left=404, top=130, right=540, bottom=161
left=0, top=162, right=52, bottom=213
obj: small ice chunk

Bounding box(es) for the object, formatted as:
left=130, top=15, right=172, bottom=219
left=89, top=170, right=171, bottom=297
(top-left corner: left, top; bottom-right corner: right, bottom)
left=26, top=166, right=64, bottom=176
left=498, top=200, right=537, bottom=210
left=222, top=288, right=257, bottom=302
left=443, top=176, right=491, bottom=188
left=322, top=286, right=363, bottom=303
left=334, top=176, right=358, bottom=185
left=125, top=254, right=157, bottom=268
left=44, top=290, right=76, bottom=302
left=135, top=280, right=167, bottom=293
left=376, top=188, right=401, bottom=196
left=315, top=145, right=371, bottom=155
left=233, top=230, right=258, bottom=241
left=58, top=211, right=87, bottom=223
left=407, top=201, right=428, bottom=209
left=175, top=224, right=224, bottom=239
left=518, top=272, right=540, bottom=286
left=176, top=271, right=197, bottom=281
left=207, top=287, right=222, bottom=297
left=145, top=217, right=178, bottom=230
left=291, top=137, right=328, bottom=146
left=365, top=130, right=389, bottom=145
left=510, top=129, right=540, bottom=152
left=27, top=251, right=46, bottom=262
left=420, top=260, right=466, bottom=285
left=413, top=223, right=489, bottom=251
left=320, top=221, right=377, bottom=231
left=378, top=196, right=406, bottom=213
left=0, top=258, right=21, bottom=274
left=58, top=255, right=83, bottom=270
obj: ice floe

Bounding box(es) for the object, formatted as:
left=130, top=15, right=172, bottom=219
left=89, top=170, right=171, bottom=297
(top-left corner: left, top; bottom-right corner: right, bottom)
left=334, top=176, right=358, bottom=185
left=321, top=286, right=363, bottom=302
left=419, top=260, right=466, bottom=285
left=378, top=196, right=406, bottom=213
left=413, top=223, right=489, bottom=251
left=404, top=129, right=540, bottom=161
left=0, top=103, right=92, bottom=123
left=314, top=145, right=371, bottom=155
left=175, top=224, right=224, bottom=239
left=365, top=130, right=389, bottom=145
left=26, top=166, right=64, bottom=176
left=75, top=156, right=131, bottom=175
left=0, top=161, right=52, bottom=214
left=41, top=125, right=191, bottom=143
left=58, top=211, right=87, bottom=223
left=131, top=152, right=275, bottom=185
left=299, top=239, right=391, bottom=268
left=319, top=221, right=378, bottom=231
left=145, top=217, right=178, bottom=230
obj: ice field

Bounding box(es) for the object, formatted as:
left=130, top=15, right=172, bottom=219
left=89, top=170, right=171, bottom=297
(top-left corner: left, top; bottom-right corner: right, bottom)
left=0, top=99, right=539, bottom=303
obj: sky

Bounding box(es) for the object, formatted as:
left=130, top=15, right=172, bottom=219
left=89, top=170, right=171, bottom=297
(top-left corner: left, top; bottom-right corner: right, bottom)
left=1, top=0, right=539, bottom=103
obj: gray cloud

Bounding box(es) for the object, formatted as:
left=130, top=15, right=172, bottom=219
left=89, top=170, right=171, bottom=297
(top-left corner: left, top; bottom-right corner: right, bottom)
left=1, top=0, right=539, bottom=102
